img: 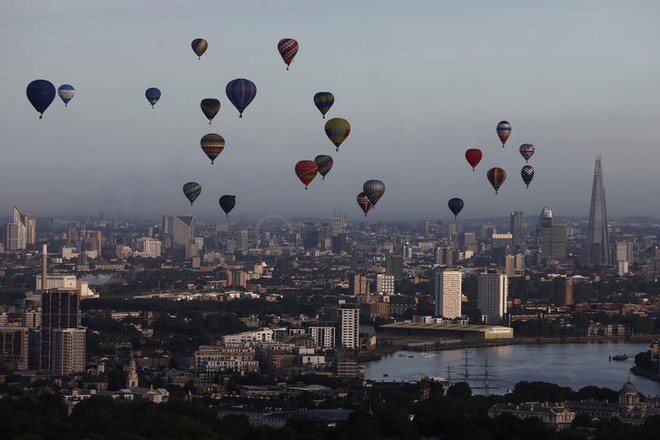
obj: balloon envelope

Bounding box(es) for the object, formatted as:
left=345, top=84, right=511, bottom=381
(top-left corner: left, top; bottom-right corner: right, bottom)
left=496, top=121, right=512, bottom=147
left=487, top=167, right=507, bottom=194
left=314, top=155, right=333, bottom=179
left=201, top=134, right=225, bottom=164
left=521, top=165, right=535, bottom=188
left=145, top=87, right=161, bottom=108
left=191, top=38, right=208, bottom=59
left=183, top=182, right=202, bottom=205
left=226, top=79, right=257, bottom=117
left=357, top=192, right=372, bottom=217
left=219, top=195, right=236, bottom=217
left=448, top=198, right=464, bottom=218
left=26, top=80, right=56, bottom=118
left=363, top=180, right=385, bottom=206
left=201, top=98, right=220, bottom=123
left=57, top=84, right=75, bottom=107
left=465, top=148, right=483, bottom=171
left=324, top=118, right=351, bottom=151
left=277, top=38, right=299, bottom=69
left=295, top=160, right=318, bottom=189
left=313, top=92, right=334, bottom=118
left=519, top=143, right=535, bottom=162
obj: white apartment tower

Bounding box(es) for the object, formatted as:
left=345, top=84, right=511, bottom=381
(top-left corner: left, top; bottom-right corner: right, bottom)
left=433, top=270, right=462, bottom=319
left=477, top=273, right=508, bottom=325
left=340, top=308, right=360, bottom=350
left=375, top=274, right=395, bottom=295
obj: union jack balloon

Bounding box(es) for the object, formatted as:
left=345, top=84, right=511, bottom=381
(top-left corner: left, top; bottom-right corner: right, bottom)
left=277, top=38, right=299, bottom=70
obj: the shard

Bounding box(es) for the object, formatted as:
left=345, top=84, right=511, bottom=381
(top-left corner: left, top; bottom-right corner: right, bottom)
left=586, top=155, right=611, bottom=266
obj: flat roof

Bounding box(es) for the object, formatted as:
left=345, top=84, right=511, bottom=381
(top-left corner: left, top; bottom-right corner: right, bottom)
left=380, top=322, right=512, bottom=332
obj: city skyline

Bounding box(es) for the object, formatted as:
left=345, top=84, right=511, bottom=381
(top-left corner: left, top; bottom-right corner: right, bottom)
left=2, top=2, right=660, bottom=219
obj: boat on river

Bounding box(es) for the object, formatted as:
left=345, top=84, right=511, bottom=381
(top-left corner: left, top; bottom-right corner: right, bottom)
left=611, top=354, right=629, bottom=361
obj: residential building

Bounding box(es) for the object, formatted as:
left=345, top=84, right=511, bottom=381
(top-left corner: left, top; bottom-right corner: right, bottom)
left=432, top=270, right=462, bottom=319
left=477, top=273, right=508, bottom=325
left=162, top=216, right=195, bottom=250
left=51, top=328, right=86, bottom=376
left=375, top=274, right=395, bottom=295
left=510, top=211, right=524, bottom=248
left=6, top=207, right=28, bottom=250
left=308, top=327, right=336, bottom=349
left=340, top=308, right=360, bottom=350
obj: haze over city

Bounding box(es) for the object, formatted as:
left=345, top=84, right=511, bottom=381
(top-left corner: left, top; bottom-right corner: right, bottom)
left=2, top=1, right=660, bottom=220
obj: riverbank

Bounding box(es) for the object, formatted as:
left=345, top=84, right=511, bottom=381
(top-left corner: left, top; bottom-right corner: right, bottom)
left=370, top=334, right=659, bottom=361
left=631, top=366, right=660, bottom=383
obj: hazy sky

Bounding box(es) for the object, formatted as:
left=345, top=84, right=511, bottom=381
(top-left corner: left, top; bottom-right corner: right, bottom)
left=2, top=0, right=660, bottom=222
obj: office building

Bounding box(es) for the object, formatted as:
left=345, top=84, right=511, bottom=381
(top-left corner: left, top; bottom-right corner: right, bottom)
left=349, top=273, right=369, bottom=296
left=435, top=247, right=453, bottom=266
left=510, top=211, right=524, bottom=248
left=477, top=273, right=508, bottom=325
left=26, top=216, right=36, bottom=247
left=6, top=207, right=28, bottom=250
left=458, top=232, right=477, bottom=252
left=340, top=308, right=360, bottom=350
left=615, top=241, right=634, bottom=266
left=385, top=254, right=404, bottom=282
left=51, top=328, right=86, bottom=376
left=505, top=254, right=525, bottom=278
left=538, top=208, right=567, bottom=262
left=432, top=270, right=462, bottom=319
left=332, top=216, right=346, bottom=236
left=136, top=237, right=162, bottom=258
left=586, top=155, right=612, bottom=266
left=554, top=276, right=574, bottom=307
left=236, top=229, right=249, bottom=253
left=41, top=290, right=80, bottom=371
left=375, top=274, right=395, bottom=295
left=162, top=216, right=195, bottom=250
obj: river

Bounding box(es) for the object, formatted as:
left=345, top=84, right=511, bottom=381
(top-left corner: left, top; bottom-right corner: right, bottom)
left=363, top=342, right=660, bottom=396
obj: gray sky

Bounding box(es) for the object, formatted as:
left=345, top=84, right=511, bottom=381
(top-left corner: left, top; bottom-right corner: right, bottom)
left=2, top=0, right=659, bottom=222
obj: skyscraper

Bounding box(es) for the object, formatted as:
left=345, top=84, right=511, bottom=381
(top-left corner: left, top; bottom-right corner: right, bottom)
left=433, top=270, right=462, bottom=318
left=41, top=290, right=80, bottom=371
left=477, top=273, right=508, bottom=325
left=162, top=216, right=195, bottom=250
left=6, top=207, right=28, bottom=250
left=586, top=156, right=612, bottom=266
left=510, top=211, right=524, bottom=248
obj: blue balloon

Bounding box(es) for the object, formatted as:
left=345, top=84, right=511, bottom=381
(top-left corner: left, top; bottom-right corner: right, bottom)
left=226, top=79, right=256, bottom=118
left=145, top=87, right=161, bottom=108
left=58, top=84, right=75, bottom=107
left=26, top=80, right=56, bottom=119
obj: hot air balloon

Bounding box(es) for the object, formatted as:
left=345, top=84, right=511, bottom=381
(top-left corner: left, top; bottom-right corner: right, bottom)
left=26, top=80, right=56, bottom=119
left=57, top=84, right=75, bottom=107
left=314, top=155, right=333, bottom=179
left=313, top=92, right=334, bottom=119
left=145, top=87, right=161, bottom=108
left=487, top=167, right=506, bottom=194
left=219, top=195, right=236, bottom=217
left=357, top=192, right=372, bottom=217
left=325, top=118, right=351, bottom=151
left=496, top=121, right=511, bottom=147
left=200, top=98, right=220, bottom=124
left=519, top=143, right=535, bottom=162
left=465, top=148, right=483, bottom=171
left=521, top=165, right=534, bottom=188
left=277, top=38, right=299, bottom=70
left=191, top=38, right=208, bottom=59
left=200, top=134, right=225, bottom=164
left=363, top=180, right=385, bottom=206
left=448, top=198, right=464, bottom=218
left=183, top=182, right=202, bottom=206
left=295, top=160, right=318, bottom=189
left=226, top=79, right=256, bottom=118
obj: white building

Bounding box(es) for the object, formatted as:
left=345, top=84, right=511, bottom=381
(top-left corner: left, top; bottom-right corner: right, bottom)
left=221, top=329, right=274, bottom=345
left=308, top=326, right=336, bottom=349
left=6, top=207, right=28, bottom=250
left=136, top=237, right=162, bottom=258
left=36, top=275, right=98, bottom=299
left=375, top=274, right=395, bottom=295
left=478, top=273, right=508, bottom=325
left=340, top=309, right=360, bottom=350
left=194, top=345, right=259, bottom=385
left=433, top=270, right=462, bottom=319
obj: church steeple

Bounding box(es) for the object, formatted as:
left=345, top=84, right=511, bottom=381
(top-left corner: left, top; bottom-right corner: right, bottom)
left=127, top=353, right=138, bottom=388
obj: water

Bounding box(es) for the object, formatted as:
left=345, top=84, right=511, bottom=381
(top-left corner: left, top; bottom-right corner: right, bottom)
left=364, top=342, right=660, bottom=396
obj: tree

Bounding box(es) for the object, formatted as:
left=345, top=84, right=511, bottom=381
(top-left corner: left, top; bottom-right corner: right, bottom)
left=446, top=382, right=472, bottom=401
